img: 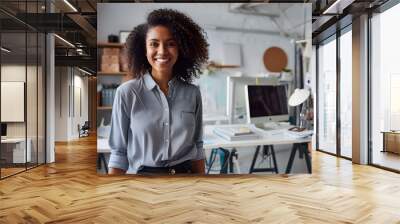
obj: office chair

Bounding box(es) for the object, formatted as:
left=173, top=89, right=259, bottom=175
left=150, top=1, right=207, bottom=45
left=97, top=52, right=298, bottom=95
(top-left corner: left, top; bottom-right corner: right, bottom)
left=78, top=121, right=90, bottom=138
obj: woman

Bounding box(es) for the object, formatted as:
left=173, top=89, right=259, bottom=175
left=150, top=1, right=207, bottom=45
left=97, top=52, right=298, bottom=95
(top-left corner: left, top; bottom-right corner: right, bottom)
left=108, top=9, right=209, bottom=175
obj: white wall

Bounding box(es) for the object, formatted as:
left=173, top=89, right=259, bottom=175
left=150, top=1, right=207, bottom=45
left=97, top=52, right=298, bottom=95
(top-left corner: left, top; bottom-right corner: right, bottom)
left=1, top=65, right=37, bottom=137
left=55, top=67, right=89, bottom=141
left=55, top=67, right=68, bottom=141
left=98, top=3, right=295, bottom=77
left=71, top=73, right=89, bottom=138
left=97, top=3, right=310, bottom=116
left=1, top=64, right=46, bottom=163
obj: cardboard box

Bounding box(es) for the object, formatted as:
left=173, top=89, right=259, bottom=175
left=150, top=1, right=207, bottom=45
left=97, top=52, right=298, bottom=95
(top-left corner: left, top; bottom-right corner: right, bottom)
left=119, top=47, right=129, bottom=72
left=101, top=63, right=119, bottom=73
left=102, top=55, right=119, bottom=64
left=102, top=48, right=120, bottom=56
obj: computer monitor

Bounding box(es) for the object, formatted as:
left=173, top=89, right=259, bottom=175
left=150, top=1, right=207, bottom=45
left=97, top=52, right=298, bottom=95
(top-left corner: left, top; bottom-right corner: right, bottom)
left=245, top=85, right=289, bottom=126
left=1, top=123, right=7, bottom=137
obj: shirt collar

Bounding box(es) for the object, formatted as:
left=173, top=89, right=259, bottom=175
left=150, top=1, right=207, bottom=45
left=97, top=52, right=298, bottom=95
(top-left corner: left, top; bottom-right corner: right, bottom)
left=168, top=76, right=178, bottom=88
left=143, top=73, right=157, bottom=90
left=143, top=72, right=178, bottom=91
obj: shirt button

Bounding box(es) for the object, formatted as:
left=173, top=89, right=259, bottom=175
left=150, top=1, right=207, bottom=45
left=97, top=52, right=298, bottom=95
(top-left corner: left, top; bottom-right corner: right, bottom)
left=165, top=122, right=169, bottom=126
left=165, top=139, right=169, bottom=143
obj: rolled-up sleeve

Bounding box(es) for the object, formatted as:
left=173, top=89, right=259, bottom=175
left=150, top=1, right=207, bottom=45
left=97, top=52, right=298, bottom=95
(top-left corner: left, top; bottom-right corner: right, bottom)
left=193, top=87, right=205, bottom=160
left=108, top=87, right=130, bottom=171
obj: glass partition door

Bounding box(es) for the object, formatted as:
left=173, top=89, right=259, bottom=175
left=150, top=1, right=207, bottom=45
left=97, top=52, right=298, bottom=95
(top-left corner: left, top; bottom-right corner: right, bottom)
left=0, top=1, right=46, bottom=179
left=339, top=28, right=352, bottom=158
left=1, top=31, right=28, bottom=178
left=317, top=36, right=337, bottom=155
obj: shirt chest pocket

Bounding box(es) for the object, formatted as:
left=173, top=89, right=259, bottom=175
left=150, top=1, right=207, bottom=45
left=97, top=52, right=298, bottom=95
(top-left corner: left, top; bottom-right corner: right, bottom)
left=181, top=110, right=195, bottom=127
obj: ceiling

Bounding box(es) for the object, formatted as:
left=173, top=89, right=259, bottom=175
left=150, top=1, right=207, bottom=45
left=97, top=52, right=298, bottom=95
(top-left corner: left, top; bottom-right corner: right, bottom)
left=229, top=3, right=312, bottom=41
left=0, top=0, right=393, bottom=71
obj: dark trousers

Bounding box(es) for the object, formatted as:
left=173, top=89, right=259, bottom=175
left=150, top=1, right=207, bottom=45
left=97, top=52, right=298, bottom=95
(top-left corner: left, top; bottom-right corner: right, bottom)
left=137, top=160, right=193, bottom=175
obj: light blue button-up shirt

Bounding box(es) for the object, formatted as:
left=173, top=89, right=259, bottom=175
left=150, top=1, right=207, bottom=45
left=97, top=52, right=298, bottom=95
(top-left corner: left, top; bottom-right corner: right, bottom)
left=108, top=73, right=204, bottom=174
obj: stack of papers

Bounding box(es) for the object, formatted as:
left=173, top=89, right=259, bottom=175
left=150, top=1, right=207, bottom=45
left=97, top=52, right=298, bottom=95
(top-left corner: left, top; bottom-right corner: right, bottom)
left=286, top=130, right=313, bottom=138
left=213, top=126, right=259, bottom=141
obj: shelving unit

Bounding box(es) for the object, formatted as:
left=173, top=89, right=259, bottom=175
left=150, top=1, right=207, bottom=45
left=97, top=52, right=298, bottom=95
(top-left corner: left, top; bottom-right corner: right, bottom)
left=97, top=43, right=130, bottom=126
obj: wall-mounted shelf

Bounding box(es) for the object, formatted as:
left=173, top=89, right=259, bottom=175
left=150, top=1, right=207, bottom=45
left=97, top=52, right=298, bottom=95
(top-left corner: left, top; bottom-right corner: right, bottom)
left=211, top=64, right=240, bottom=69
left=97, top=42, right=129, bottom=129
left=97, top=72, right=127, bottom=76
left=97, top=42, right=124, bottom=48
left=207, top=61, right=240, bottom=69
left=97, top=106, right=112, bottom=110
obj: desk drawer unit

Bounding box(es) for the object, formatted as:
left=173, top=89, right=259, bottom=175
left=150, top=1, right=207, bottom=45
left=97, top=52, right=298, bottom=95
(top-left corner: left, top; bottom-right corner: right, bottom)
left=383, top=132, right=400, bottom=154
left=0, top=139, right=32, bottom=164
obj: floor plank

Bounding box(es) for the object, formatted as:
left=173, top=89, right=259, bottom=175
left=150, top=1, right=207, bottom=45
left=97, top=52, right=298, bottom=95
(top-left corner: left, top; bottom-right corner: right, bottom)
left=0, top=135, right=400, bottom=223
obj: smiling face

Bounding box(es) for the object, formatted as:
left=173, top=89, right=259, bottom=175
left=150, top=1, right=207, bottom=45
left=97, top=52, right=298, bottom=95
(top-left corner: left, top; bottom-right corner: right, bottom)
left=145, top=25, right=179, bottom=77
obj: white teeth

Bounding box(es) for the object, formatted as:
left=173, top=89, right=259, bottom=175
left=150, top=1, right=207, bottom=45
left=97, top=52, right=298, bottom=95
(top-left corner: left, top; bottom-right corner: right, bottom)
left=155, top=58, right=169, bottom=63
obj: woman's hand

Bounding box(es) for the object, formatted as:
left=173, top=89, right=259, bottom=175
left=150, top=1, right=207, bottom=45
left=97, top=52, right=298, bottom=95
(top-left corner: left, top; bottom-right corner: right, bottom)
left=108, top=168, right=126, bottom=175
left=191, top=159, right=206, bottom=174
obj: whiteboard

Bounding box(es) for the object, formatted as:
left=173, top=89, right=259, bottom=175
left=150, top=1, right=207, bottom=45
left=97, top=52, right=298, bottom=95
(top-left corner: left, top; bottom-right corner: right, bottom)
left=1, top=82, right=25, bottom=122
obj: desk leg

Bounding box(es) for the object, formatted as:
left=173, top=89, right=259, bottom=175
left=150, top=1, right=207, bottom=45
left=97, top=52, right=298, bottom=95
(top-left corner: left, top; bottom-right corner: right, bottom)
left=249, top=146, right=261, bottom=174
left=249, top=145, right=278, bottom=174
left=270, top=146, right=278, bottom=174
left=301, top=144, right=312, bottom=173
left=285, top=144, right=297, bottom=174
left=285, top=143, right=312, bottom=174
left=229, top=148, right=238, bottom=173
left=99, top=153, right=108, bottom=174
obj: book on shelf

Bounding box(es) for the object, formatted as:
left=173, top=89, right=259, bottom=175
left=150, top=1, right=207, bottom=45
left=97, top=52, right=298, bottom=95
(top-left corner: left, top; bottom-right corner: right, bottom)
left=213, top=127, right=259, bottom=141
left=100, top=88, right=116, bottom=107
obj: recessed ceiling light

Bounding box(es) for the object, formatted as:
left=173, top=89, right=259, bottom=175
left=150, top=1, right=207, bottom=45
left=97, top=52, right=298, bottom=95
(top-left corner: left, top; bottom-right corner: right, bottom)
left=1, top=47, right=11, bottom=53
left=78, top=67, right=93, bottom=76
left=323, top=0, right=354, bottom=15
left=63, top=0, right=78, bottom=12
left=54, top=34, right=75, bottom=48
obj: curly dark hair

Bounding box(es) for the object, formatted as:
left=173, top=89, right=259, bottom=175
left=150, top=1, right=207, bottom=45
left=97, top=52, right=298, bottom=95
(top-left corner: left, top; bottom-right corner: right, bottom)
left=125, top=8, right=209, bottom=83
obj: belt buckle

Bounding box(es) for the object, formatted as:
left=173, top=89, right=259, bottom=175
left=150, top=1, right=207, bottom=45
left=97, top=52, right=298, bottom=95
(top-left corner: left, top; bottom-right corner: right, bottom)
left=169, top=168, right=176, bottom=175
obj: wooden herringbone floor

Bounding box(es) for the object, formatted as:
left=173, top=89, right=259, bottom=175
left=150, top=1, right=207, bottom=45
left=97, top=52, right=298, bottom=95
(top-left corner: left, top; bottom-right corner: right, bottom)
left=1, top=135, right=400, bottom=223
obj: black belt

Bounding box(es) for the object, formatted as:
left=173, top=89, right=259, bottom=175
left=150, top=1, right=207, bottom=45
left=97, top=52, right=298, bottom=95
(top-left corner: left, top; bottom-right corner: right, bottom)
left=137, top=160, right=192, bottom=175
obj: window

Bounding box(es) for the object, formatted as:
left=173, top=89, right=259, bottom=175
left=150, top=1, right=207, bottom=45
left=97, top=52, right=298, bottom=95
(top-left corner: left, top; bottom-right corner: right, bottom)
left=339, top=28, right=352, bottom=158
left=370, top=3, right=400, bottom=171
left=317, top=36, right=337, bottom=154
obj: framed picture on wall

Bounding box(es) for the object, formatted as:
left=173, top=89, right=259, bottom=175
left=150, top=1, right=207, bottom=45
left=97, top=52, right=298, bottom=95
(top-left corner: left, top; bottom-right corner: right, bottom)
left=1, top=81, right=25, bottom=122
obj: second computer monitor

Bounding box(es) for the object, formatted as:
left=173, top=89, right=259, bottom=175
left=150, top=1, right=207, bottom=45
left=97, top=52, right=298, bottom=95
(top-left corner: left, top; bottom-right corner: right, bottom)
left=245, top=85, right=289, bottom=124
left=1, top=123, right=7, bottom=137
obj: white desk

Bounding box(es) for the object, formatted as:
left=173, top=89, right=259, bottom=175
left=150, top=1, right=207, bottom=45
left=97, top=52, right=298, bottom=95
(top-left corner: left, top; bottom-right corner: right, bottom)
left=97, top=138, right=111, bottom=153
left=96, top=125, right=312, bottom=174
left=1, top=138, right=32, bottom=163
left=204, top=124, right=312, bottom=174
left=203, top=114, right=229, bottom=125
